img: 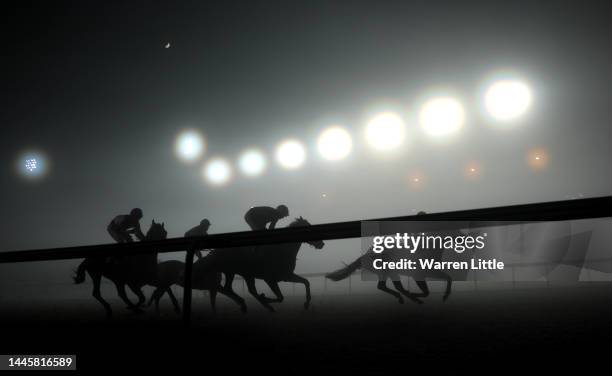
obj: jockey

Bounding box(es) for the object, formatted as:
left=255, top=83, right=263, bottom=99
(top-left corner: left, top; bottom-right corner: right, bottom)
left=185, top=219, right=211, bottom=259
left=107, top=208, right=145, bottom=243
left=185, top=218, right=211, bottom=238
left=244, top=205, right=289, bottom=230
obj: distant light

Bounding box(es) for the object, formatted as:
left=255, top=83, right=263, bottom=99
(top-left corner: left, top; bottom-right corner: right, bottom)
left=175, top=130, right=205, bottom=162
left=276, top=139, right=306, bottom=169
left=17, top=151, right=48, bottom=179
left=484, top=80, right=532, bottom=121
left=419, top=97, right=465, bottom=137
left=528, top=148, right=548, bottom=170
left=25, top=158, right=37, bottom=172
left=317, top=126, right=352, bottom=161
left=465, top=162, right=481, bottom=180
left=238, top=149, right=267, bottom=176
left=365, top=112, right=405, bottom=151
left=165, top=43, right=171, bottom=49
left=321, top=193, right=327, bottom=198
left=408, top=172, right=425, bottom=189
left=204, top=158, right=232, bottom=185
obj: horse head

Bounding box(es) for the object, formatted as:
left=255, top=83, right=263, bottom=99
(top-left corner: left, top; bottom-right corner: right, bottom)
left=288, top=216, right=325, bottom=250
left=147, top=220, right=168, bottom=241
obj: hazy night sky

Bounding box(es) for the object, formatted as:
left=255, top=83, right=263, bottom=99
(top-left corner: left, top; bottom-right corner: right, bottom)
left=1, top=1, right=611, bottom=285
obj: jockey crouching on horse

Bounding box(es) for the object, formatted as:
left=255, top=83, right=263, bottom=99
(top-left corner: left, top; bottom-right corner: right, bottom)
left=107, top=208, right=146, bottom=243
left=73, top=208, right=146, bottom=282
left=184, top=218, right=211, bottom=259
left=244, top=205, right=289, bottom=231
left=105, top=208, right=146, bottom=265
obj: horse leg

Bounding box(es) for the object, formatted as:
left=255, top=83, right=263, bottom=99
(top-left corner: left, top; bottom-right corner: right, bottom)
left=218, top=284, right=247, bottom=313
left=166, top=288, right=181, bottom=314
left=148, top=288, right=162, bottom=307
left=148, top=288, right=164, bottom=314
left=224, top=272, right=235, bottom=291
left=128, top=283, right=146, bottom=308
left=90, top=270, right=112, bottom=317
left=209, top=287, right=218, bottom=315
left=391, top=280, right=423, bottom=304
left=262, top=280, right=284, bottom=304
left=377, top=278, right=404, bottom=304
left=413, top=280, right=430, bottom=298
left=285, top=274, right=310, bottom=309
left=245, top=276, right=275, bottom=312
left=428, top=271, right=453, bottom=301
left=113, top=281, right=139, bottom=311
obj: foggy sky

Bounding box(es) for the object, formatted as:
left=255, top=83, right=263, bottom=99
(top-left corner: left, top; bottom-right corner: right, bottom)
left=2, top=1, right=612, bottom=286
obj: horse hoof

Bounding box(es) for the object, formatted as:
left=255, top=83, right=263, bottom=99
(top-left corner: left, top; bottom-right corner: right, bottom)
left=303, top=302, right=310, bottom=310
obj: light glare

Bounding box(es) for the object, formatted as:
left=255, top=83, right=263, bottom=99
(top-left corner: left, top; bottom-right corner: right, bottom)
left=239, top=149, right=267, bottom=176
left=317, top=126, right=352, bottom=160
left=276, top=140, right=306, bottom=169
left=176, top=131, right=205, bottom=162
left=204, top=158, right=232, bottom=185
left=419, top=97, right=465, bottom=137
left=365, top=112, right=405, bottom=151
left=484, top=80, right=532, bottom=121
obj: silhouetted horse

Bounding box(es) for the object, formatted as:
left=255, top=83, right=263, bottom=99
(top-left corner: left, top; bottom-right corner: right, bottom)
left=193, top=217, right=325, bottom=312
left=326, top=247, right=452, bottom=304
left=73, top=220, right=167, bottom=316
left=148, top=260, right=245, bottom=314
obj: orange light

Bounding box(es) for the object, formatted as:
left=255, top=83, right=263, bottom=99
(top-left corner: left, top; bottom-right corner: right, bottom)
left=527, top=148, right=549, bottom=170
left=465, top=162, right=481, bottom=180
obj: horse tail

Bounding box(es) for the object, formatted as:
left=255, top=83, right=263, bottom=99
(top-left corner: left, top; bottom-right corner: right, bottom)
left=326, top=255, right=363, bottom=281
left=73, top=260, right=88, bottom=284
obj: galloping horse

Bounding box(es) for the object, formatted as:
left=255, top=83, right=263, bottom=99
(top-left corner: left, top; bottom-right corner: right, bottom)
left=193, top=217, right=325, bottom=312
left=147, top=259, right=245, bottom=314
left=73, top=220, right=167, bottom=316
left=326, top=247, right=452, bottom=304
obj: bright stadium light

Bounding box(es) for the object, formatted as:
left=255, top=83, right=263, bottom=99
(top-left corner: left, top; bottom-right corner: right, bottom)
left=276, top=139, right=306, bottom=169
left=175, top=130, right=205, bottom=162
left=365, top=112, right=405, bottom=151
left=238, top=149, right=267, bottom=177
left=484, top=79, right=532, bottom=121
left=317, top=126, right=352, bottom=161
left=419, top=97, right=465, bottom=137
left=16, top=150, right=48, bottom=179
left=204, top=158, right=232, bottom=185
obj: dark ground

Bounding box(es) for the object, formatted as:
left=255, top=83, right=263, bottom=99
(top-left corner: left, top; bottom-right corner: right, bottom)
left=0, top=285, right=611, bottom=374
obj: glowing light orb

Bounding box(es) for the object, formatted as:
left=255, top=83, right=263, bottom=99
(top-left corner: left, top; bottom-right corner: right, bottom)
left=419, top=97, right=465, bottom=137
left=204, top=158, right=232, bottom=185
left=465, top=162, right=481, bottom=180
left=276, top=139, right=306, bottom=169
left=365, top=112, right=405, bottom=151
left=484, top=80, right=532, bottom=121
left=17, top=151, right=48, bottom=179
left=238, top=149, right=267, bottom=176
left=527, top=148, right=548, bottom=170
left=317, top=126, right=352, bottom=160
left=408, top=172, right=426, bottom=189
left=175, top=130, right=205, bottom=162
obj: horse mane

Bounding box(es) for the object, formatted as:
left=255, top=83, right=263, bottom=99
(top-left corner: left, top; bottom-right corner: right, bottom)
left=288, top=216, right=310, bottom=228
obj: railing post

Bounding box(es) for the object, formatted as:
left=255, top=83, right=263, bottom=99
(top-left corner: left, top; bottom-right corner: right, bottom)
left=183, top=245, right=196, bottom=327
